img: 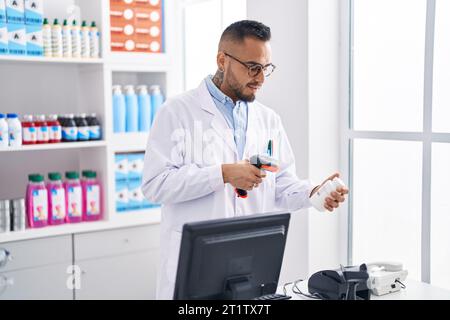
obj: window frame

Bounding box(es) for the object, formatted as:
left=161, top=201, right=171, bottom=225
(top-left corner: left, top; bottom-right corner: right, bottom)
left=341, top=0, right=449, bottom=283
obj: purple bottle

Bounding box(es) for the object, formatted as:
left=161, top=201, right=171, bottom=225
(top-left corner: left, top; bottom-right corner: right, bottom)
left=64, top=171, right=83, bottom=223
left=81, top=170, right=102, bottom=221
left=26, top=174, right=48, bottom=228
left=46, top=172, right=66, bottom=225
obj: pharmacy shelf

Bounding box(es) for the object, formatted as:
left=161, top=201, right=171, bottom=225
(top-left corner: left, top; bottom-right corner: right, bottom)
left=0, top=141, right=107, bottom=153
left=0, top=55, right=104, bottom=65
left=111, top=133, right=149, bottom=152
left=0, top=208, right=161, bottom=244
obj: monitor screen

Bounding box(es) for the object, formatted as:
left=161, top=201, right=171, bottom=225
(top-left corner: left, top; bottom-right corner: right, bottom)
left=173, top=213, right=291, bottom=300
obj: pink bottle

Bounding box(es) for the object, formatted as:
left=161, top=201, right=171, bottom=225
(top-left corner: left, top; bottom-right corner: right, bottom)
left=26, top=174, right=48, bottom=228
left=81, top=170, right=102, bottom=221
left=64, top=171, right=83, bottom=223
left=46, top=172, right=66, bottom=225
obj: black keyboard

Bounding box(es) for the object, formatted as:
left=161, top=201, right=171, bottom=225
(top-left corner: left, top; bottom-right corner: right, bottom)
left=253, top=293, right=292, bottom=300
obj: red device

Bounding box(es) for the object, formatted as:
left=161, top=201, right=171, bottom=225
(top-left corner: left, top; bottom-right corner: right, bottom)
left=235, top=154, right=279, bottom=199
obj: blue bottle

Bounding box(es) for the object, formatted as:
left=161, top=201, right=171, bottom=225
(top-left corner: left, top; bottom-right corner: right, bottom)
left=150, top=85, right=164, bottom=126
left=112, top=85, right=126, bottom=133
left=124, top=85, right=139, bottom=133
left=137, top=85, right=152, bottom=132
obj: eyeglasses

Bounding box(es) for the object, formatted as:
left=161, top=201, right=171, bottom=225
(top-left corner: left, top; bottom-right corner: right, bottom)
left=224, top=52, right=276, bottom=78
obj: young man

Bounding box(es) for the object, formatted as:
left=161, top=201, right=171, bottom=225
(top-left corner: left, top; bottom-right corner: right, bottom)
left=142, top=20, right=348, bottom=299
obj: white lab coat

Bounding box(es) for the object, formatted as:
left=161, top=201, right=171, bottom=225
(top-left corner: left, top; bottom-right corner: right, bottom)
left=142, top=80, right=314, bottom=299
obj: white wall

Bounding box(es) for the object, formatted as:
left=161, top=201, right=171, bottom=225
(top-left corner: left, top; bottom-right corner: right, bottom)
left=247, top=0, right=342, bottom=282
left=247, top=0, right=310, bottom=282
left=307, top=0, right=342, bottom=272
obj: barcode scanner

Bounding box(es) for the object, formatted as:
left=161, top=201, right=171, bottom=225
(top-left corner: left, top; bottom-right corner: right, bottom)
left=235, top=154, right=280, bottom=199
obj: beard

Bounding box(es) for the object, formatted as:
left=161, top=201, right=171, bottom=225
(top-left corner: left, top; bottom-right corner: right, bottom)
left=227, top=71, right=257, bottom=102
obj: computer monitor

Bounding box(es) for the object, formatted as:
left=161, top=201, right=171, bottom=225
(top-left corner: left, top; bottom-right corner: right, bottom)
left=173, top=213, right=291, bottom=300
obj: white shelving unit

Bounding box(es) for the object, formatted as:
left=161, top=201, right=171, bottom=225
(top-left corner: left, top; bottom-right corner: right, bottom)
left=0, top=0, right=183, bottom=244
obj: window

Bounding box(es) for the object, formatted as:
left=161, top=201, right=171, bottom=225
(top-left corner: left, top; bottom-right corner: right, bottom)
left=347, top=0, right=450, bottom=288
left=182, top=0, right=247, bottom=90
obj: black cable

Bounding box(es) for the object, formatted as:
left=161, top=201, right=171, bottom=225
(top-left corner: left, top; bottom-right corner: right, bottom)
left=291, top=279, right=323, bottom=300
left=395, top=279, right=406, bottom=289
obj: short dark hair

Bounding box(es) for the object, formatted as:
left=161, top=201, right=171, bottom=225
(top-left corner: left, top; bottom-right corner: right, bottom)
left=220, top=20, right=271, bottom=44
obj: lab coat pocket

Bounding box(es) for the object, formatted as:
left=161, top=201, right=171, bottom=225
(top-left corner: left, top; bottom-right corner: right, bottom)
left=166, top=230, right=182, bottom=283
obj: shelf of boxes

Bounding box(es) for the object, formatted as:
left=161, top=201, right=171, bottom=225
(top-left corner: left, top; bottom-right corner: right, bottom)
left=0, top=0, right=183, bottom=244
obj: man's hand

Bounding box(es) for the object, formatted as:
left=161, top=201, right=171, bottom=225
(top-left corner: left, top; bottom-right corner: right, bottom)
left=222, top=160, right=267, bottom=191
left=310, top=172, right=349, bottom=212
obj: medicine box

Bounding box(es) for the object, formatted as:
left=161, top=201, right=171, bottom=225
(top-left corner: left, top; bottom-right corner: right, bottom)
left=6, top=0, right=24, bottom=24
left=24, top=0, right=43, bottom=25
left=26, top=23, right=42, bottom=56
left=115, top=154, right=129, bottom=182
left=8, top=22, right=26, bottom=55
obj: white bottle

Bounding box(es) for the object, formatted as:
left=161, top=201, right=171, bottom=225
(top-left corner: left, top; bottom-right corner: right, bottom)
left=310, top=177, right=346, bottom=212
left=43, top=18, right=52, bottom=57
left=71, top=20, right=82, bottom=58
left=62, top=19, right=72, bottom=58
left=6, top=113, right=22, bottom=147
left=51, top=18, right=63, bottom=58
left=0, top=114, right=9, bottom=148
left=89, top=21, right=100, bottom=58
left=80, top=20, right=90, bottom=58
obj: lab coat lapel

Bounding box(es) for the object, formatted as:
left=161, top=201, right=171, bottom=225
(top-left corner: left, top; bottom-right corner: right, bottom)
left=243, top=102, right=260, bottom=160
left=196, top=81, right=238, bottom=157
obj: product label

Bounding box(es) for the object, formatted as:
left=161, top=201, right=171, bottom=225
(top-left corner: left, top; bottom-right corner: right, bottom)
left=32, top=189, right=48, bottom=222
left=9, top=127, right=21, bottom=143
left=0, top=24, right=7, bottom=54
left=37, top=126, right=49, bottom=142
left=67, top=186, right=82, bottom=218
left=51, top=187, right=66, bottom=220
left=86, top=185, right=100, bottom=216
left=77, top=127, right=89, bottom=140
left=0, top=125, right=7, bottom=145
left=89, top=126, right=101, bottom=139
left=23, top=126, right=37, bottom=142
left=62, top=126, right=77, bottom=141
left=50, top=126, right=62, bottom=141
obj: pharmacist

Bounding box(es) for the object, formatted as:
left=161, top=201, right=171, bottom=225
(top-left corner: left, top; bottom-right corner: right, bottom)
left=142, top=20, right=349, bottom=299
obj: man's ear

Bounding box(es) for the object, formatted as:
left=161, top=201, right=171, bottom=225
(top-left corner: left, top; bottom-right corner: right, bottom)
left=217, top=51, right=226, bottom=72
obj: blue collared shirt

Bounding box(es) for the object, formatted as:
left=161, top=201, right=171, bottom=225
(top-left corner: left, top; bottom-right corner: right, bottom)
left=205, top=75, right=248, bottom=159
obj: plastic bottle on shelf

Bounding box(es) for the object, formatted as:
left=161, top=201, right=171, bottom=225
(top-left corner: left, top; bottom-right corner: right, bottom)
left=35, top=114, right=49, bottom=144
left=0, top=114, right=9, bottom=148
left=62, top=19, right=72, bottom=58
left=112, top=85, right=126, bottom=133
left=124, top=85, right=139, bottom=132
left=43, top=18, right=52, bottom=57
left=62, top=114, right=78, bottom=142
left=71, top=20, right=82, bottom=58
left=136, top=85, right=152, bottom=132
left=81, top=20, right=91, bottom=58
left=46, top=172, right=66, bottom=225
left=86, top=113, right=101, bottom=140
left=51, top=18, right=63, bottom=58
left=47, top=114, right=62, bottom=143
left=89, top=21, right=100, bottom=58
left=22, top=114, right=37, bottom=145
left=150, top=85, right=164, bottom=125
left=75, top=114, right=90, bottom=141
left=7, top=114, right=22, bottom=147
left=26, top=174, right=48, bottom=228
left=64, top=171, right=83, bottom=223
left=81, top=170, right=102, bottom=221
